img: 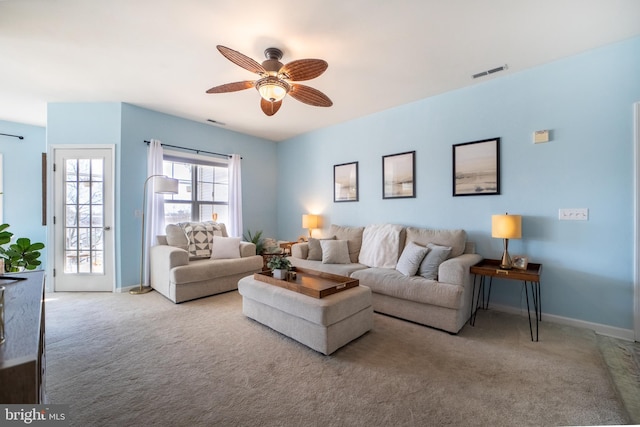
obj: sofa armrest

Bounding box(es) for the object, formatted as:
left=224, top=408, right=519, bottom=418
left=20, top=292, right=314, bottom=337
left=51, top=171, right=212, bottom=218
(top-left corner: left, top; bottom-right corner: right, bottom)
left=438, top=253, right=484, bottom=286
left=291, top=242, right=309, bottom=259
left=240, top=242, right=257, bottom=257
left=150, top=244, right=190, bottom=269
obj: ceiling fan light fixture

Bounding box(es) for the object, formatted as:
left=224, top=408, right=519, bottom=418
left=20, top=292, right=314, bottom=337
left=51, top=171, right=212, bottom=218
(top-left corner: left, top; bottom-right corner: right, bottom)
left=256, top=76, right=289, bottom=102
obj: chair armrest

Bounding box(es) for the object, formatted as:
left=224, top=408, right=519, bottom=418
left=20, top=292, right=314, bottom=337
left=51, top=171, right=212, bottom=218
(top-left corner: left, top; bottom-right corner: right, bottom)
left=150, top=244, right=189, bottom=270
left=291, top=242, right=308, bottom=259
left=438, top=253, right=484, bottom=286
left=240, top=242, right=257, bottom=257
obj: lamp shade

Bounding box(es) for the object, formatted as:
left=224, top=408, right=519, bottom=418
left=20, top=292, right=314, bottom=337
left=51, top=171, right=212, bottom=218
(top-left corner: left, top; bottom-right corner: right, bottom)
left=153, top=176, right=179, bottom=194
left=256, top=77, right=289, bottom=102
left=492, top=214, right=522, bottom=239
left=302, top=214, right=319, bottom=229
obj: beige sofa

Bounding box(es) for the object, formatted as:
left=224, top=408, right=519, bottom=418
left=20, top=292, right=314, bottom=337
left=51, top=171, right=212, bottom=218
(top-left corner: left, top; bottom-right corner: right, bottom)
left=150, top=222, right=263, bottom=303
left=289, top=224, right=483, bottom=333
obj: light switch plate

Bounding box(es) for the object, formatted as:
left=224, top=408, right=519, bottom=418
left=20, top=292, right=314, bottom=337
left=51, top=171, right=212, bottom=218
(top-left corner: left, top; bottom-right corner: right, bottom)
left=559, top=208, right=588, bottom=221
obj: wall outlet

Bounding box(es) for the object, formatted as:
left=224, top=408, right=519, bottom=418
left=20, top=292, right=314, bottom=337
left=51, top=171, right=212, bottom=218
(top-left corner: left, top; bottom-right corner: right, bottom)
left=559, top=208, right=588, bottom=221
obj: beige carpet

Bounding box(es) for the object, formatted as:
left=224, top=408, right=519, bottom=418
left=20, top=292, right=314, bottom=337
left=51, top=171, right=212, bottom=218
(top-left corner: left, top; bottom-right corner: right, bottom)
left=44, top=290, right=632, bottom=426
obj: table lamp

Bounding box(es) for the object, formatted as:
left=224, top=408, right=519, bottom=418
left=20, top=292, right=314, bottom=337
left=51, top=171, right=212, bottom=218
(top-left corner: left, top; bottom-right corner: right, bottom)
left=491, top=213, right=522, bottom=269
left=302, top=214, right=319, bottom=239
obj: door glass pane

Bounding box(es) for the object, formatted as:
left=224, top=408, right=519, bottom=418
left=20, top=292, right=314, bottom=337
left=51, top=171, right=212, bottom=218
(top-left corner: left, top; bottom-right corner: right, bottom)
left=78, top=205, right=91, bottom=227
left=78, top=159, right=91, bottom=181
left=64, top=157, right=105, bottom=274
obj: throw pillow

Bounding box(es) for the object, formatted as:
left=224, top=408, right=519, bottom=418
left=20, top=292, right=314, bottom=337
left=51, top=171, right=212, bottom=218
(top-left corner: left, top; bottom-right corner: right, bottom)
left=329, top=224, right=365, bottom=263
left=210, top=236, right=241, bottom=260
left=179, top=221, right=222, bottom=258
left=418, top=243, right=452, bottom=280
left=307, top=236, right=336, bottom=261
left=358, top=224, right=404, bottom=268
left=320, top=240, right=351, bottom=264
left=396, top=242, right=430, bottom=276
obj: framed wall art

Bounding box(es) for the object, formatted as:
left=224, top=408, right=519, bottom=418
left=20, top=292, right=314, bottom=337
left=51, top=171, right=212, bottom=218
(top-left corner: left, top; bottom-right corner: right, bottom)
left=383, top=151, right=415, bottom=199
left=334, top=161, right=358, bottom=202
left=452, top=137, right=500, bottom=196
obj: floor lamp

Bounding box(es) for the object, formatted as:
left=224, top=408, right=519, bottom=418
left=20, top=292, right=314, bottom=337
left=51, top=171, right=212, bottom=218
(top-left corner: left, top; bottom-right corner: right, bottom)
left=131, top=175, right=179, bottom=295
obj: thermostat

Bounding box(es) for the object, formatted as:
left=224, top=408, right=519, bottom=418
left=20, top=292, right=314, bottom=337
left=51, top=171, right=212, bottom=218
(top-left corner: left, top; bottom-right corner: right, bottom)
left=534, top=130, right=549, bottom=144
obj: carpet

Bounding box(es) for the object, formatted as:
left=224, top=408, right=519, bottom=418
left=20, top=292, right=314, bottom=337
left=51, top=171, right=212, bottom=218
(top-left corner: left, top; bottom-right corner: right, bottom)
left=44, top=290, right=631, bottom=426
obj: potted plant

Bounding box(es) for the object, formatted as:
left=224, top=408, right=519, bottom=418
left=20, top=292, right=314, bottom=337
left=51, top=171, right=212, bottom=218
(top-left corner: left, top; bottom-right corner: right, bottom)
left=266, top=255, right=291, bottom=280
left=0, top=223, right=45, bottom=272
left=243, top=229, right=265, bottom=255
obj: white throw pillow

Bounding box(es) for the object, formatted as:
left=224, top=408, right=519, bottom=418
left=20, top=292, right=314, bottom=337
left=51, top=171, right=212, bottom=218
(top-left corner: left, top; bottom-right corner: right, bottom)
left=320, top=240, right=351, bottom=264
left=210, top=236, right=241, bottom=260
left=418, top=243, right=452, bottom=280
left=358, top=224, right=404, bottom=268
left=396, top=242, right=430, bottom=276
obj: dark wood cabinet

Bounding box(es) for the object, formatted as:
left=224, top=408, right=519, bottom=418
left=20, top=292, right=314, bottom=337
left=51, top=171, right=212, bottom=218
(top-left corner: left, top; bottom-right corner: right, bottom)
left=0, top=271, right=46, bottom=403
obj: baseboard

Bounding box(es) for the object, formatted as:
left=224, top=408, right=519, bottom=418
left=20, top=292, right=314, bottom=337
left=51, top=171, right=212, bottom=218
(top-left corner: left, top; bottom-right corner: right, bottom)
left=489, top=303, right=636, bottom=342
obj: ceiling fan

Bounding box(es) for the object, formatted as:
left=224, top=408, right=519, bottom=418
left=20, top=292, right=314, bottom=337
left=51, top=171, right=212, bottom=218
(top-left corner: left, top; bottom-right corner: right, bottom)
left=206, top=45, right=333, bottom=116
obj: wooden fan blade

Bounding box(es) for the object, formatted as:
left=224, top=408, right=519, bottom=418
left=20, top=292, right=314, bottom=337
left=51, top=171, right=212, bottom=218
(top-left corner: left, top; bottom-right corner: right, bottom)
left=217, top=45, right=266, bottom=75
left=260, top=98, right=282, bottom=116
left=206, top=81, right=254, bottom=94
left=279, top=59, right=328, bottom=81
left=289, top=84, right=333, bottom=107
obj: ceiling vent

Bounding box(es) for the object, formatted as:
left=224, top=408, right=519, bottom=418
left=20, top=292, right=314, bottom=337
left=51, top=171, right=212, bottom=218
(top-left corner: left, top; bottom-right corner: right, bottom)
left=206, top=119, right=225, bottom=126
left=472, top=64, right=508, bottom=79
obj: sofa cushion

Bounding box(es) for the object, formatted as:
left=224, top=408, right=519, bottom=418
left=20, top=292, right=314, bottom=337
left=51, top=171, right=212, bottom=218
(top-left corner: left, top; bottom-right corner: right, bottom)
left=178, top=221, right=223, bottom=258
left=320, top=240, right=351, bottom=264
left=165, top=224, right=189, bottom=251
left=289, top=257, right=369, bottom=276
left=171, top=256, right=263, bottom=284
left=329, top=224, right=365, bottom=263
left=351, top=267, right=464, bottom=310
left=307, top=236, right=336, bottom=261
left=396, top=242, right=430, bottom=276
left=211, top=236, right=241, bottom=260
left=405, top=227, right=467, bottom=258
left=418, top=243, right=452, bottom=280
left=358, top=224, right=403, bottom=268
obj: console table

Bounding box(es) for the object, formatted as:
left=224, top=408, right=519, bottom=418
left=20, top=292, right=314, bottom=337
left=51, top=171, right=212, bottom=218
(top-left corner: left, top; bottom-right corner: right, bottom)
left=0, top=270, right=46, bottom=403
left=470, top=259, right=542, bottom=341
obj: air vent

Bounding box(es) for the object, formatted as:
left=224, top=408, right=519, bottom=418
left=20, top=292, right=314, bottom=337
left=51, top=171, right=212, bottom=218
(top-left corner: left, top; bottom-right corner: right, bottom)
left=206, top=119, right=226, bottom=126
left=472, top=64, right=508, bottom=79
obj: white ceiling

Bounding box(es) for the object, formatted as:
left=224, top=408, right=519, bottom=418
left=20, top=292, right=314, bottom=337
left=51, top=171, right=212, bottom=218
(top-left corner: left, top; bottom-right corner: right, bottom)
left=1, top=1, right=639, bottom=142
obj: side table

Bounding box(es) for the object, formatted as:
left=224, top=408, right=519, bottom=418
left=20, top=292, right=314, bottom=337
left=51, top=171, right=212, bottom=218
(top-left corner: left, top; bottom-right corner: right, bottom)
left=470, top=259, right=543, bottom=341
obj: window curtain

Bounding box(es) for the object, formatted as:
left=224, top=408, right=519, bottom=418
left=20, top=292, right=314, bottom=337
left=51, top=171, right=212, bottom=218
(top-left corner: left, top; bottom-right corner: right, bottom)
left=228, top=154, right=242, bottom=237
left=143, top=139, right=166, bottom=285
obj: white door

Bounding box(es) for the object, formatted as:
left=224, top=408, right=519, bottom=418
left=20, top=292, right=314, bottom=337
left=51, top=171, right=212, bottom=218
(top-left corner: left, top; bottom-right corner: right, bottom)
left=53, top=147, right=115, bottom=291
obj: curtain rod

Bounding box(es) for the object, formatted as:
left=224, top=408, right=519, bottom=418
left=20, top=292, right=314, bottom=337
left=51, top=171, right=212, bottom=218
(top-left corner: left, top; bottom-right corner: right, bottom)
left=144, top=140, right=241, bottom=159
left=0, top=133, right=24, bottom=140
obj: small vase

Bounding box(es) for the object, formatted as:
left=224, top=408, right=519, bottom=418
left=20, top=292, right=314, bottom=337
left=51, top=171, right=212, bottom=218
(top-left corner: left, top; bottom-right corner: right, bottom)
left=272, top=269, right=287, bottom=280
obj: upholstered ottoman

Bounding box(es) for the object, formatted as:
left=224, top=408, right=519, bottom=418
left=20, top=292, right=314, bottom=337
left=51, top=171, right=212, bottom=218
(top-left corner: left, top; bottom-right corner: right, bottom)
left=237, top=276, right=373, bottom=355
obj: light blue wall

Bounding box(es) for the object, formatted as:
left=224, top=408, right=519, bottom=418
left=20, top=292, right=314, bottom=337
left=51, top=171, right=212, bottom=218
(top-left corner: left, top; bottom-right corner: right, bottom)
left=46, top=102, right=277, bottom=289
left=276, top=36, right=640, bottom=330
left=119, top=104, right=277, bottom=288
left=0, top=119, right=47, bottom=262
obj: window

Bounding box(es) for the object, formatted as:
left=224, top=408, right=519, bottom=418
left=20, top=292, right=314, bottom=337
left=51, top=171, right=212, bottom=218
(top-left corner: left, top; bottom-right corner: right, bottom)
left=162, top=153, right=229, bottom=225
